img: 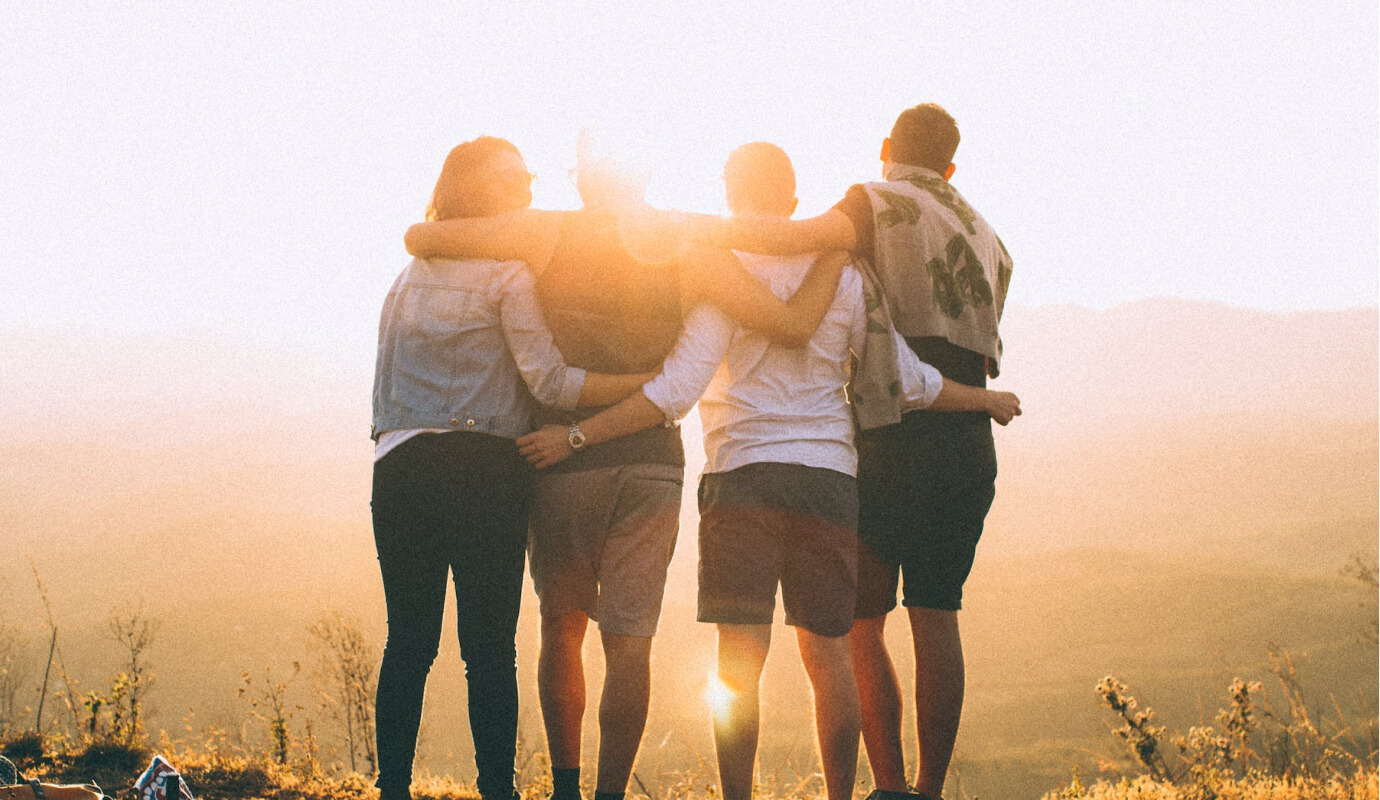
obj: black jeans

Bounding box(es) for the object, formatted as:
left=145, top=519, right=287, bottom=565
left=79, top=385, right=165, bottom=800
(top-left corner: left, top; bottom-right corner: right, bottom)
left=371, top=431, right=533, bottom=799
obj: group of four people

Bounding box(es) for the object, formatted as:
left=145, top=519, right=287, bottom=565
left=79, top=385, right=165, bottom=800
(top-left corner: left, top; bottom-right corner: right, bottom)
left=370, top=103, right=1018, bottom=800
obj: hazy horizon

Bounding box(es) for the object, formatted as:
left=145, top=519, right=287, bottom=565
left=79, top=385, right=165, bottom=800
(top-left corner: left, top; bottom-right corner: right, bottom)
left=2, top=4, right=1376, bottom=347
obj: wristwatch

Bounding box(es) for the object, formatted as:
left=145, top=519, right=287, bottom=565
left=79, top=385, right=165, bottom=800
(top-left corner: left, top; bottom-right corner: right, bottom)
left=567, top=423, right=588, bottom=451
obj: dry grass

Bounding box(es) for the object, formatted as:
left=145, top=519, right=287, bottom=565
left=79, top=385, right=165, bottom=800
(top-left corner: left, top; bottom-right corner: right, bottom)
left=1044, top=768, right=1377, bottom=800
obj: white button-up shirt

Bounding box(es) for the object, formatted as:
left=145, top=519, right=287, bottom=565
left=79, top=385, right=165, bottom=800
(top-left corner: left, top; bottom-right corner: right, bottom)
left=640, top=253, right=942, bottom=478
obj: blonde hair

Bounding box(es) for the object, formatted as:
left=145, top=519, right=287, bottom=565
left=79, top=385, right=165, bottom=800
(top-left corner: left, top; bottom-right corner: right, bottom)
left=425, top=136, right=521, bottom=221
left=724, top=142, right=796, bottom=216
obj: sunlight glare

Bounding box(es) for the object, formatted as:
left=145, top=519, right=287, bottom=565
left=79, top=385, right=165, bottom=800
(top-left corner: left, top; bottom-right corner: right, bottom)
left=704, top=668, right=734, bottom=718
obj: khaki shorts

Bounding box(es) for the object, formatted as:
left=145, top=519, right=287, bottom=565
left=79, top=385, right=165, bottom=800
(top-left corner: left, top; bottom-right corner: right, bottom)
left=528, top=462, right=683, bottom=637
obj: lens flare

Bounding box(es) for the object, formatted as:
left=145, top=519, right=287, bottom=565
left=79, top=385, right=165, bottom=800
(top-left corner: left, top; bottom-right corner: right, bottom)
left=704, top=668, right=735, bottom=718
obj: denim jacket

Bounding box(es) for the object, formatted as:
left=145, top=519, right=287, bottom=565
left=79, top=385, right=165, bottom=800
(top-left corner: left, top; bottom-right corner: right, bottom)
left=371, top=258, right=586, bottom=441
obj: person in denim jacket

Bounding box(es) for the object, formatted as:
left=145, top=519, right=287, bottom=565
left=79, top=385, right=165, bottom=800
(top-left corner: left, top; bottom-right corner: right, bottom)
left=370, top=137, right=651, bottom=800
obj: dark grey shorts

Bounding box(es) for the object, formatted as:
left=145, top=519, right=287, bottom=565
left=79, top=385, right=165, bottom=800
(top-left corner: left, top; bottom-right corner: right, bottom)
left=697, top=463, right=859, bottom=638
left=528, top=462, right=683, bottom=637
left=856, top=413, right=997, bottom=615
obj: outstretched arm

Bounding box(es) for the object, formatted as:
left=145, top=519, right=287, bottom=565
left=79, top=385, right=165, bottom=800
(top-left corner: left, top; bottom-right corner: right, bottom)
left=517, top=394, right=667, bottom=470
left=692, top=208, right=857, bottom=256
left=682, top=246, right=849, bottom=347
left=404, top=209, right=564, bottom=275
left=497, top=266, right=654, bottom=409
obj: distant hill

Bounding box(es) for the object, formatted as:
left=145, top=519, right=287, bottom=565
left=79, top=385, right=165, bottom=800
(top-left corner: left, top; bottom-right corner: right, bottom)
left=1, top=298, right=1375, bottom=599
left=997, top=298, right=1378, bottom=431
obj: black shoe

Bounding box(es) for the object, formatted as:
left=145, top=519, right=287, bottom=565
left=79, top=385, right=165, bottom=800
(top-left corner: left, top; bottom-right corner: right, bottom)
left=0, top=756, right=19, bottom=787
left=863, top=791, right=929, bottom=800
left=866, top=788, right=943, bottom=800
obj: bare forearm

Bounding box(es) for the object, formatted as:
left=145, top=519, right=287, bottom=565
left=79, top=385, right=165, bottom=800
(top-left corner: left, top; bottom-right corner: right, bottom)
left=580, top=391, right=667, bottom=445
left=690, top=248, right=846, bottom=347
left=928, top=380, right=989, bottom=413
left=929, top=382, right=1022, bottom=425
left=725, top=216, right=816, bottom=255
left=405, top=220, right=473, bottom=259
left=578, top=372, right=656, bottom=407
left=697, top=210, right=857, bottom=255
left=777, top=250, right=849, bottom=344
left=403, top=209, right=560, bottom=267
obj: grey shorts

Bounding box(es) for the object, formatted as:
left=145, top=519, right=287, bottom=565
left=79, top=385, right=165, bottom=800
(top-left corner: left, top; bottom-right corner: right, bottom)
left=697, top=463, right=859, bottom=638
left=528, top=462, right=683, bottom=637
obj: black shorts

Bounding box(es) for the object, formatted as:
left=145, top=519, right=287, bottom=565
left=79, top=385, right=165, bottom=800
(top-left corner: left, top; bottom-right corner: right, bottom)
left=855, top=410, right=997, bottom=616
left=697, top=463, right=859, bottom=638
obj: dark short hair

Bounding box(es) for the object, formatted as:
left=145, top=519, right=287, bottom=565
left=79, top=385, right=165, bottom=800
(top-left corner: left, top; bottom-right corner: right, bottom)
left=889, top=103, right=960, bottom=173
left=723, top=141, right=796, bottom=216
left=426, top=136, right=522, bottom=221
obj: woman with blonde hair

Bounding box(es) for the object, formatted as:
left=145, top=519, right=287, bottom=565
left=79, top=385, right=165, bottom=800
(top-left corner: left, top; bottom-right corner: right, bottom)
left=370, top=136, right=652, bottom=800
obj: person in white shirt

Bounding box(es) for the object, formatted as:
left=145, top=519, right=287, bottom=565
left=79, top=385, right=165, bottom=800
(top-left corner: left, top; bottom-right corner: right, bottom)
left=516, top=143, right=1019, bottom=800
left=694, top=105, right=1016, bottom=800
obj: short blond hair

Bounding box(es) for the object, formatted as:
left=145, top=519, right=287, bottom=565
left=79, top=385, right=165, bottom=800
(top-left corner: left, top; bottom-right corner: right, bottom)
left=724, top=141, right=796, bottom=216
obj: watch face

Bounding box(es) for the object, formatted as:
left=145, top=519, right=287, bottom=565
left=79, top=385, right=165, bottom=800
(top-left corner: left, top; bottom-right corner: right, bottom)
left=568, top=426, right=587, bottom=449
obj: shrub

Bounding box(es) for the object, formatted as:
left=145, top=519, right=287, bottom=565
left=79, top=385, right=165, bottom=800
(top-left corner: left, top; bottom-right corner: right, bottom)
left=1, top=730, right=48, bottom=770
left=1054, top=654, right=1378, bottom=800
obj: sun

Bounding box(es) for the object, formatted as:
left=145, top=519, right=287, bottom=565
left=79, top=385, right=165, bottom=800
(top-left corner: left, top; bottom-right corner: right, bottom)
left=704, top=668, right=735, bottom=718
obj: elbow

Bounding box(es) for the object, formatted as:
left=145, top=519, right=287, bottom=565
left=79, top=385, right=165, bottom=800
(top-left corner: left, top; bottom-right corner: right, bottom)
left=403, top=224, right=429, bottom=257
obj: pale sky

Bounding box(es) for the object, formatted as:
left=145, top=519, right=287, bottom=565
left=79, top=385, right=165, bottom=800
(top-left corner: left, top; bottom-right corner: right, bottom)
left=2, top=2, right=1376, bottom=356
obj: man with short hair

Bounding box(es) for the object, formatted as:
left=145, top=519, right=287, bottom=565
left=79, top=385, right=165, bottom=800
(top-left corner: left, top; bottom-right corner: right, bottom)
left=683, top=142, right=870, bottom=800
left=701, top=104, right=1015, bottom=800
left=517, top=139, right=1018, bottom=800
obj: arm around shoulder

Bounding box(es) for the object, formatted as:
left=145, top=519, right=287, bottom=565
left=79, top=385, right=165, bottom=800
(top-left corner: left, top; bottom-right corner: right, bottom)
left=708, top=208, right=857, bottom=255
left=404, top=209, right=563, bottom=271
left=684, top=247, right=849, bottom=347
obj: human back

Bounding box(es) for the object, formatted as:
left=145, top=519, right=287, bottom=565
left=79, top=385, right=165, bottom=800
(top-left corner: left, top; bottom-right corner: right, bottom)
left=857, top=167, right=1008, bottom=368
left=536, top=208, right=683, bottom=376
left=698, top=251, right=862, bottom=475
left=530, top=150, right=688, bottom=473
left=844, top=102, right=1011, bottom=376
left=373, top=257, right=564, bottom=442
left=372, top=136, right=579, bottom=448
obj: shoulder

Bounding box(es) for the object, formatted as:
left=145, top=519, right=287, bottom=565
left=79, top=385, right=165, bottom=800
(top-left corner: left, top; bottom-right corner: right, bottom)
left=837, top=262, right=865, bottom=303
left=834, top=184, right=873, bottom=218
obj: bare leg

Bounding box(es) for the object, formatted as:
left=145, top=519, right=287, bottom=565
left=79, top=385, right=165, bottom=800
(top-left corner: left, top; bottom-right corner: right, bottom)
left=849, top=614, right=908, bottom=792
left=595, top=631, right=653, bottom=794
left=712, top=624, right=772, bottom=800
left=796, top=628, right=862, bottom=800
left=539, top=612, right=589, bottom=771
left=909, top=608, right=963, bottom=798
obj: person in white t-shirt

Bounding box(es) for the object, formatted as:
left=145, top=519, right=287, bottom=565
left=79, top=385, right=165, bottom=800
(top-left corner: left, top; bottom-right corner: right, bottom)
left=516, top=143, right=1018, bottom=800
